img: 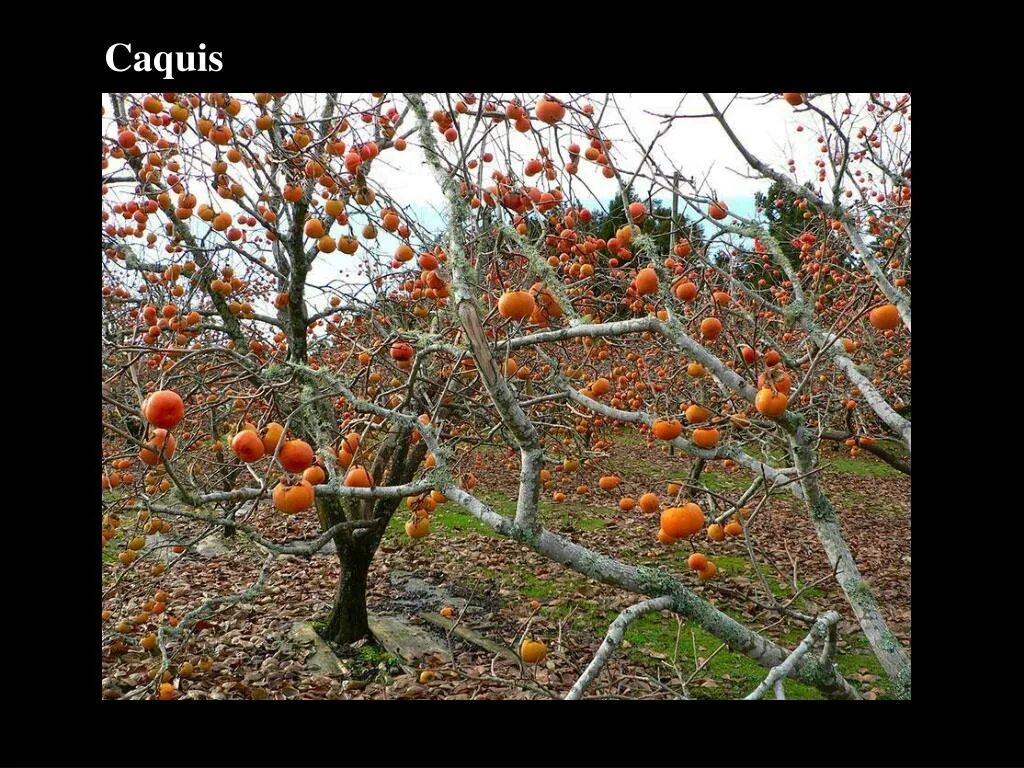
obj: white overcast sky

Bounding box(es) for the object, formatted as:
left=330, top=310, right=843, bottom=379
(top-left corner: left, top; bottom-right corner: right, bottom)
left=298, top=92, right=865, bottom=288
left=363, top=92, right=828, bottom=224
left=105, top=93, right=894, bottom=308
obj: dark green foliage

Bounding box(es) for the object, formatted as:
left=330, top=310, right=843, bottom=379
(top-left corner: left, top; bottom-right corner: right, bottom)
left=585, top=192, right=705, bottom=256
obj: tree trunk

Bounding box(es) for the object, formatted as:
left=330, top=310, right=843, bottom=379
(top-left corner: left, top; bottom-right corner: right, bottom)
left=297, top=358, right=428, bottom=646
left=323, top=537, right=373, bottom=644
left=314, top=493, right=376, bottom=645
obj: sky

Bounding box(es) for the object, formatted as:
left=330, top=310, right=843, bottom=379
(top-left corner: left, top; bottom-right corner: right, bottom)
left=103, top=93, right=897, bottom=315
left=298, top=92, right=842, bottom=290
left=298, top=92, right=849, bottom=290
left=365, top=93, right=801, bottom=220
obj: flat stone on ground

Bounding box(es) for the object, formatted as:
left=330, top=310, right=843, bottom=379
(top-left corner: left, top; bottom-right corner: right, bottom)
left=290, top=622, right=348, bottom=675
left=194, top=533, right=233, bottom=559
left=368, top=614, right=452, bottom=664
left=387, top=571, right=469, bottom=611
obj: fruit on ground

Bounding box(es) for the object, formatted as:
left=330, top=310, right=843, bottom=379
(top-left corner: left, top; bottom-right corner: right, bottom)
left=707, top=523, right=725, bottom=541
left=661, top=503, right=704, bottom=539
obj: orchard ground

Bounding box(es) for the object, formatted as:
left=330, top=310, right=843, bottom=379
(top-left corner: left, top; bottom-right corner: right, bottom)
left=101, top=430, right=909, bottom=700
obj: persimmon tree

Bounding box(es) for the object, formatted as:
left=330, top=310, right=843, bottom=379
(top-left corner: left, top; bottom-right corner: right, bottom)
left=101, top=91, right=909, bottom=699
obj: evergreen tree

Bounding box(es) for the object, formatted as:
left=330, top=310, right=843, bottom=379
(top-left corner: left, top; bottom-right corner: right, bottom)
left=584, top=191, right=705, bottom=256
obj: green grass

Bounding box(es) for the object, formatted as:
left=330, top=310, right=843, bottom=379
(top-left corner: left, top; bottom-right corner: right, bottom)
left=699, top=472, right=747, bottom=493
left=826, top=455, right=904, bottom=478
left=708, top=554, right=747, bottom=576
left=520, top=573, right=561, bottom=599
left=477, top=489, right=613, bottom=533
left=532, top=546, right=880, bottom=699
left=102, top=541, right=120, bottom=563
left=385, top=501, right=501, bottom=540
left=606, top=430, right=648, bottom=448
left=431, top=504, right=501, bottom=537
left=618, top=611, right=891, bottom=699
left=566, top=608, right=827, bottom=699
